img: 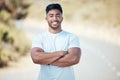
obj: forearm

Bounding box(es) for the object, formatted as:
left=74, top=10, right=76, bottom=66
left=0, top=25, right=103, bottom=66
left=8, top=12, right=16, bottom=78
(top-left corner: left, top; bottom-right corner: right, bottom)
left=31, top=51, right=61, bottom=65
left=31, top=48, right=67, bottom=65
left=51, top=54, right=78, bottom=67
left=51, top=48, right=81, bottom=67
left=35, top=51, right=60, bottom=59
left=36, top=55, right=61, bottom=65
left=51, top=60, right=75, bottom=67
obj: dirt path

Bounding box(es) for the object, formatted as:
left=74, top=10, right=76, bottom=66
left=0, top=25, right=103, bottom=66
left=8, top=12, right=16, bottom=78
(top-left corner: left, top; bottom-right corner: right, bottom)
left=0, top=54, right=38, bottom=73
left=0, top=54, right=39, bottom=80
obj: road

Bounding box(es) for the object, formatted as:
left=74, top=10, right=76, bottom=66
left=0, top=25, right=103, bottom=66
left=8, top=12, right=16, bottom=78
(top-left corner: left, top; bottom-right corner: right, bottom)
left=74, top=36, right=120, bottom=80
left=0, top=20, right=120, bottom=80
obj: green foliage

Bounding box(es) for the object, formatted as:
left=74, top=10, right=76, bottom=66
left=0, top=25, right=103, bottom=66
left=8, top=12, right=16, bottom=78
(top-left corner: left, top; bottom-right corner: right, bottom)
left=0, top=22, right=30, bottom=67
left=0, top=46, right=18, bottom=67
left=0, top=0, right=32, bottom=67
left=0, top=10, right=11, bottom=24
left=9, top=0, right=32, bottom=8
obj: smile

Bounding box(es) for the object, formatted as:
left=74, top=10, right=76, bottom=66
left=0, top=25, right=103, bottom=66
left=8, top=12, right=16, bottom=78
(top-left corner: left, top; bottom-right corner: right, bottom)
left=52, top=22, right=58, bottom=25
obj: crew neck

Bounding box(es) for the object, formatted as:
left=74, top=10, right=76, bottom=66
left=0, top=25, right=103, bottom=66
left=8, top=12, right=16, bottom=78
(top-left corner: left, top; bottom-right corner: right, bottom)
left=47, top=30, right=63, bottom=36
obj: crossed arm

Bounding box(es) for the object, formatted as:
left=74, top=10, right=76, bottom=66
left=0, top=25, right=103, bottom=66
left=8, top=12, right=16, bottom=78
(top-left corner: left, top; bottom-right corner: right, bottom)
left=31, top=47, right=81, bottom=67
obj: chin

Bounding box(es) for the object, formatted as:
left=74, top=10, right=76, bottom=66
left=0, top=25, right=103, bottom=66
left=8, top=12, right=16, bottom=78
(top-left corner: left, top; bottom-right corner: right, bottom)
left=51, top=26, right=59, bottom=29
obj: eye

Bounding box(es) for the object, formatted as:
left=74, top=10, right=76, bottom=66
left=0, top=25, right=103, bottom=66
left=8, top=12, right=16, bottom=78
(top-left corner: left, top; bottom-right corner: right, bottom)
left=57, top=15, right=60, bottom=17
left=49, top=14, right=53, bottom=17
left=56, top=13, right=62, bottom=17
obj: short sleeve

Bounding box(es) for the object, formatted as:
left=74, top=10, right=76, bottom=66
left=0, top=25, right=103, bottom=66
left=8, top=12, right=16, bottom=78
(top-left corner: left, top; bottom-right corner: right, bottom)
left=32, top=35, right=43, bottom=49
left=68, top=34, right=80, bottom=48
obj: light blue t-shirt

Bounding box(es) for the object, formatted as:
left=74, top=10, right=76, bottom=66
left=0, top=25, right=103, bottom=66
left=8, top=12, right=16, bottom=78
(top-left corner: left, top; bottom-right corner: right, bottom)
left=32, top=30, right=80, bottom=80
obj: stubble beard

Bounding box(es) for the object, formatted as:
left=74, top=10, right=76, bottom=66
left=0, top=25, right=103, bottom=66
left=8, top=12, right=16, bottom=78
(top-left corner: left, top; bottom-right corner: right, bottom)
left=49, top=25, right=59, bottom=30
left=49, top=22, right=61, bottom=30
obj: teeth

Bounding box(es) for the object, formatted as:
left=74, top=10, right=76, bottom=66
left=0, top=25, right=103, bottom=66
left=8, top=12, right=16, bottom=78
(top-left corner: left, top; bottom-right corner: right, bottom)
left=53, top=22, right=58, bottom=24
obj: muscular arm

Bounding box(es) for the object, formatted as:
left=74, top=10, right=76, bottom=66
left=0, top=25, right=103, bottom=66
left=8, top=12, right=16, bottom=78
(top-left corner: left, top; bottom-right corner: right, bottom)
left=31, top=47, right=67, bottom=65
left=51, top=47, right=81, bottom=67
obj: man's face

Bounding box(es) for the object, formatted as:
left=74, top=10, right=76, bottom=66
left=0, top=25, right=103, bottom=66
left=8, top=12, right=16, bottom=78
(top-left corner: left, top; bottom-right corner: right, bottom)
left=46, top=9, right=63, bottom=30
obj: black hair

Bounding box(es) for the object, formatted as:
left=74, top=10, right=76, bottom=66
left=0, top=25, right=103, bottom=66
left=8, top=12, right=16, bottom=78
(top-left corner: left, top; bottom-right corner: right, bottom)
left=46, top=3, right=63, bottom=14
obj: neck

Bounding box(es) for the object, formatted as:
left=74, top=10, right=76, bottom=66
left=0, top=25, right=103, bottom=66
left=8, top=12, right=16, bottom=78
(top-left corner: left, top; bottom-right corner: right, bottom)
left=49, top=27, right=62, bottom=34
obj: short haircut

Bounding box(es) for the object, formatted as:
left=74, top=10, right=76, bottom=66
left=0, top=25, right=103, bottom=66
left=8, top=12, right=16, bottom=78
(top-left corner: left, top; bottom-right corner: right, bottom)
left=46, top=3, right=63, bottom=14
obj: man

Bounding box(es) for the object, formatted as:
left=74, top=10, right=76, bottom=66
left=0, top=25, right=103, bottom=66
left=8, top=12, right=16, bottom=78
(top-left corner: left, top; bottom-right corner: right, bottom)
left=31, top=3, right=81, bottom=80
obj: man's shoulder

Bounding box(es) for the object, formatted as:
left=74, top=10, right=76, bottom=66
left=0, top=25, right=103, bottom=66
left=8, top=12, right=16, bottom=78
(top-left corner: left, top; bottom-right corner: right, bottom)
left=62, top=30, right=72, bottom=35
left=62, top=30, right=78, bottom=37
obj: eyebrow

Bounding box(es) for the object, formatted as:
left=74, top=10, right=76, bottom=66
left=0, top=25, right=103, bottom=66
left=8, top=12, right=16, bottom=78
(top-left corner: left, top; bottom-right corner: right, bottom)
left=48, top=13, right=61, bottom=16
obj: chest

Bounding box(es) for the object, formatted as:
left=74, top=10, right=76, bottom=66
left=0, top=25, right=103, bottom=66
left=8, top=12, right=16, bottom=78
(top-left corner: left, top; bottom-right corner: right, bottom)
left=42, top=35, right=69, bottom=52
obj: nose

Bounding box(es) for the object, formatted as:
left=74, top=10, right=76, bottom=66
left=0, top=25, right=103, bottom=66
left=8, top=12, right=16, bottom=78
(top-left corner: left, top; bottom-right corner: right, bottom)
left=53, top=16, right=57, bottom=21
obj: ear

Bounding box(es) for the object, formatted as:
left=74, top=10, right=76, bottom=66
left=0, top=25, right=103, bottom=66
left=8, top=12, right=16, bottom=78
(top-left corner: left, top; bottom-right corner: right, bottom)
left=45, top=16, right=47, bottom=20
left=61, top=16, right=63, bottom=21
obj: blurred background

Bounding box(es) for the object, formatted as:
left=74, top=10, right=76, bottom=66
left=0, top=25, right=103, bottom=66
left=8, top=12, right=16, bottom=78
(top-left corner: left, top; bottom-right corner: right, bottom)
left=0, top=0, right=120, bottom=80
